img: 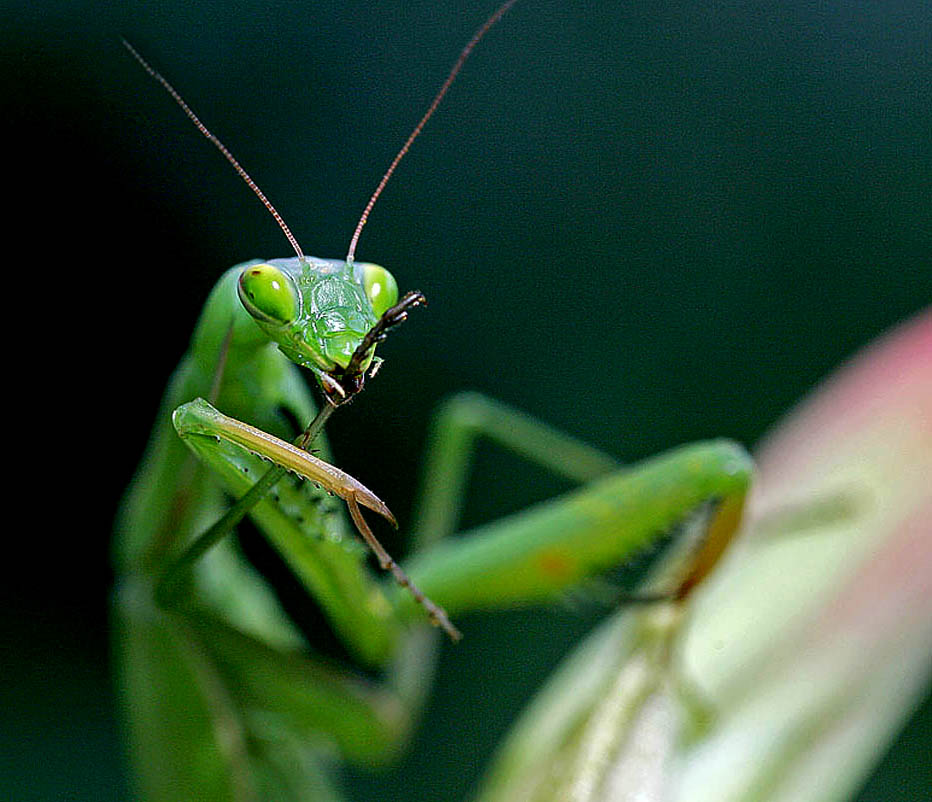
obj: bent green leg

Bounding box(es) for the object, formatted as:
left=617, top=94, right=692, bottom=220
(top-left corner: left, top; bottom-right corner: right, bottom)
left=399, top=393, right=753, bottom=618
left=411, top=392, right=622, bottom=550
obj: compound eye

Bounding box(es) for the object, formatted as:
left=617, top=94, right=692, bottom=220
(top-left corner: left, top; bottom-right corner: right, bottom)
left=238, top=263, right=300, bottom=324
left=361, top=263, right=399, bottom=318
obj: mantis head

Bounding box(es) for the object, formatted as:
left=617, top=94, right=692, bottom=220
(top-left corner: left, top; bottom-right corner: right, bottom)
left=237, top=257, right=424, bottom=402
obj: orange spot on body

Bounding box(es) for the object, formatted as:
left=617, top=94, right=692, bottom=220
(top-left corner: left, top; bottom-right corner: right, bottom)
left=537, top=550, right=576, bottom=582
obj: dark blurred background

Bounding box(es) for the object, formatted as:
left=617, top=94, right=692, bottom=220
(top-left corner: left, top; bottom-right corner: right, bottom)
left=3, top=0, right=930, bottom=799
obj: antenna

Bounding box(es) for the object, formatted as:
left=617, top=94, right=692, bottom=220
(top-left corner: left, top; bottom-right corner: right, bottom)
left=345, top=0, right=518, bottom=264
left=122, top=39, right=305, bottom=261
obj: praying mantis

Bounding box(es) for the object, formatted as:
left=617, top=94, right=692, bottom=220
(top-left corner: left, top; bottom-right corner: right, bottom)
left=115, top=2, right=756, bottom=799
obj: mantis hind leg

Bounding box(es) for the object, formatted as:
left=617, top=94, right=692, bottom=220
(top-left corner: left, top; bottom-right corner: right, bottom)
left=399, top=392, right=753, bottom=618
left=410, top=391, right=622, bottom=550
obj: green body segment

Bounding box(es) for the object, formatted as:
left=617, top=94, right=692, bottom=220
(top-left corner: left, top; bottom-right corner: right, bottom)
left=181, top=609, right=410, bottom=765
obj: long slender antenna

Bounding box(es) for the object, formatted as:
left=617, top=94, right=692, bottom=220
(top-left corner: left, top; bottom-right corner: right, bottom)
left=345, top=0, right=519, bottom=264
left=122, top=39, right=305, bottom=261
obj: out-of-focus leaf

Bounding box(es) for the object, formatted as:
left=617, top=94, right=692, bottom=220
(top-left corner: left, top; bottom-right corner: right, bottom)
left=676, top=308, right=932, bottom=801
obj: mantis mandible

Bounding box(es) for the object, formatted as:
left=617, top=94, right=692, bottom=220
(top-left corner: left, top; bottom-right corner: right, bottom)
left=115, top=2, right=753, bottom=799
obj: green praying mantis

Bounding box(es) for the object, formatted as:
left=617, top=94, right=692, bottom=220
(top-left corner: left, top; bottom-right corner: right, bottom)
left=115, top=2, right=755, bottom=799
